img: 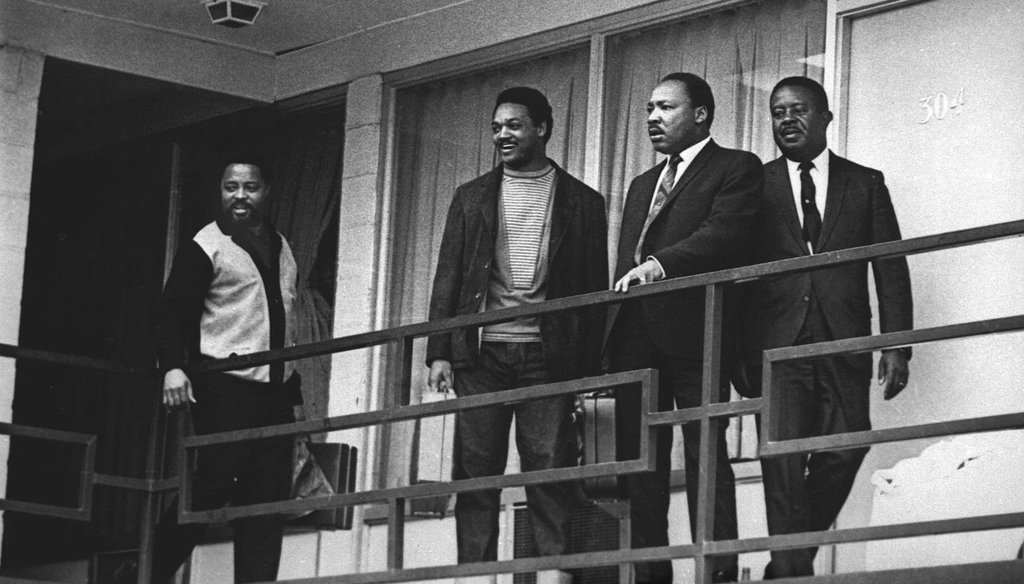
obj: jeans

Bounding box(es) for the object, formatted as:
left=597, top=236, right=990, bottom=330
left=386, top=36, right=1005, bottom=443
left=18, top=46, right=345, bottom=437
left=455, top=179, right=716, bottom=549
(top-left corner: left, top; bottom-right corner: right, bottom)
left=452, top=342, right=578, bottom=563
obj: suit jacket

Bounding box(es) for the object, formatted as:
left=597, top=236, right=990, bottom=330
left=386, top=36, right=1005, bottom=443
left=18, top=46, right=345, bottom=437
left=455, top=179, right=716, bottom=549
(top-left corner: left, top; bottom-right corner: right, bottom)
left=607, top=139, right=763, bottom=358
left=426, top=161, right=608, bottom=381
left=741, top=152, right=913, bottom=386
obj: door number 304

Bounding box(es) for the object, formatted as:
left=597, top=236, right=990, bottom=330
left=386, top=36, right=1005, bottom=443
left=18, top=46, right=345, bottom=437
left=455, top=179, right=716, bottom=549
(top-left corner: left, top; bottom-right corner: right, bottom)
left=918, top=88, right=965, bottom=124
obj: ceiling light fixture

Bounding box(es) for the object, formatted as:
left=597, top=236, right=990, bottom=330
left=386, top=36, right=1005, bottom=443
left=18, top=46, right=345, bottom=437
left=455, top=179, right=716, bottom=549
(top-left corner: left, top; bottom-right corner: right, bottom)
left=201, top=0, right=267, bottom=28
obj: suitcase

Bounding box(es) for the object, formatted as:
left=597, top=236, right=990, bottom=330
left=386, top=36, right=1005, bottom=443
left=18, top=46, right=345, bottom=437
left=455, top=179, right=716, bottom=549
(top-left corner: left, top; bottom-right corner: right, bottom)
left=411, top=390, right=456, bottom=517
left=579, top=390, right=618, bottom=500
left=290, top=441, right=358, bottom=529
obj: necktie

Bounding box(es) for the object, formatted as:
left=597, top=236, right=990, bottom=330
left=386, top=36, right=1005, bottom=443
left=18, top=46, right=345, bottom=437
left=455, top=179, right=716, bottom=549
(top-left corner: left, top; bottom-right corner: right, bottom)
left=634, top=154, right=681, bottom=265
left=799, top=160, right=822, bottom=252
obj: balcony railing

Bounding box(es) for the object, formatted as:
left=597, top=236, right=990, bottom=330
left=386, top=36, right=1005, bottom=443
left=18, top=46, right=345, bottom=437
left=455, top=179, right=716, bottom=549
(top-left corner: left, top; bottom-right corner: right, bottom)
left=2, top=219, right=1024, bottom=584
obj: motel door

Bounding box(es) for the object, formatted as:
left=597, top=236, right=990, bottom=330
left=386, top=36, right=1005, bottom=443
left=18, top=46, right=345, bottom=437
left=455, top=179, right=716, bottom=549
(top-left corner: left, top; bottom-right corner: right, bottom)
left=839, top=0, right=1024, bottom=570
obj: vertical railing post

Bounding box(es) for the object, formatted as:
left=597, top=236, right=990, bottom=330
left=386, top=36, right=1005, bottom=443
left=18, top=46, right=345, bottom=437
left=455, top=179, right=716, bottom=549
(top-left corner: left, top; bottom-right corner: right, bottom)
left=136, top=379, right=163, bottom=584
left=386, top=335, right=415, bottom=571
left=695, top=283, right=725, bottom=584
left=387, top=497, right=407, bottom=571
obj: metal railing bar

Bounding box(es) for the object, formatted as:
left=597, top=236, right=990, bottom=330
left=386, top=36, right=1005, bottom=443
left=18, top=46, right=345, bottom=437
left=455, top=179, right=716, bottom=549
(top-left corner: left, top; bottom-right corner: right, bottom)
left=181, top=459, right=650, bottom=524
left=648, top=398, right=763, bottom=426
left=695, top=283, right=725, bottom=583
left=0, top=343, right=154, bottom=376
left=189, top=220, right=1024, bottom=375
left=699, top=511, right=1024, bottom=556
left=256, top=544, right=701, bottom=584
left=759, top=560, right=1024, bottom=584
left=1, top=222, right=1019, bottom=381
left=0, top=577, right=72, bottom=584
left=760, top=411, right=1024, bottom=457
left=0, top=422, right=97, bottom=521
left=0, top=421, right=96, bottom=444
left=387, top=497, right=405, bottom=571
left=0, top=500, right=89, bottom=521
left=764, top=315, right=1024, bottom=363
left=80, top=432, right=96, bottom=520
left=183, top=370, right=652, bottom=447
left=91, top=474, right=179, bottom=492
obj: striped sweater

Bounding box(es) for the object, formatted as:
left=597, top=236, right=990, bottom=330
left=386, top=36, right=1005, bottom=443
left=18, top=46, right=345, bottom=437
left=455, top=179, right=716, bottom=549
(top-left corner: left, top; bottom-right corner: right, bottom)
left=482, top=165, right=556, bottom=342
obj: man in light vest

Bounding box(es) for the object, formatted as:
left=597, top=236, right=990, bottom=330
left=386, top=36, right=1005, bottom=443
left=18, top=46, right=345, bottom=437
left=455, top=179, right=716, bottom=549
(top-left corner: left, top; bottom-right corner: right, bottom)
left=153, top=153, right=301, bottom=583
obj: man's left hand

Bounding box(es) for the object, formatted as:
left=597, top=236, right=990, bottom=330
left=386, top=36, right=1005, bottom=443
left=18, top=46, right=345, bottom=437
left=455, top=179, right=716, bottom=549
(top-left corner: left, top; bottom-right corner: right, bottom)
left=613, top=259, right=664, bottom=292
left=878, top=349, right=910, bottom=400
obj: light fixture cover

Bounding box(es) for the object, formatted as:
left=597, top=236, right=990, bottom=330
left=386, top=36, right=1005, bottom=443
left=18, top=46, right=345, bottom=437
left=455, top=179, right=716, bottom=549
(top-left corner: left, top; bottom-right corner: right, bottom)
left=201, top=0, right=267, bottom=28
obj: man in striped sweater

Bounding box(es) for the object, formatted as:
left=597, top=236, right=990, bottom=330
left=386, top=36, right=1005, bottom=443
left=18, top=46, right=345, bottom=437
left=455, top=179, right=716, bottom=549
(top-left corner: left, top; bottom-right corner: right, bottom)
left=427, top=87, right=608, bottom=584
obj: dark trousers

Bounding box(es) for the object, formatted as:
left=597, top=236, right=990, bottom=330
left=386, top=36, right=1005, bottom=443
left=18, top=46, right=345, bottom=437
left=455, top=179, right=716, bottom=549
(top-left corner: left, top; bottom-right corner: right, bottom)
left=452, top=342, right=577, bottom=563
left=152, top=372, right=295, bottom=584
left=609, top=304, right=738, bottom=582
left=759, top=302, right=869, bottom=578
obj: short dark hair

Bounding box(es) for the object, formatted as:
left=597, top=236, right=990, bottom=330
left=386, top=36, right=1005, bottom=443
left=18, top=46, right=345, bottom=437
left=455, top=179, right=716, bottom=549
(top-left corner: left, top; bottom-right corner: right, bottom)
left=771, top=76, right=830, bottom=112
left=221, top=148, right=273, bottom=185
left=494, top=86, right=554, bottom=143
left=660, top=72, right=715, bottom=128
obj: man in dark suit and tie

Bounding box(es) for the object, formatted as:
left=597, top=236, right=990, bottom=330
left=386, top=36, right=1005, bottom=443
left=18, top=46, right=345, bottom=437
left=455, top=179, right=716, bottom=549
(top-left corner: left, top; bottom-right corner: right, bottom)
left=741, top=76, right=913, bottom=579
left=608, top=72, right=763, bottom=583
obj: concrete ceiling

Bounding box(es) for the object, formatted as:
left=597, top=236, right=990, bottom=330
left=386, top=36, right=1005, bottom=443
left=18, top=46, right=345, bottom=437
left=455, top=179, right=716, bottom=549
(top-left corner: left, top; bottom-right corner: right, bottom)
left=32, top=0, right=462, bottom=56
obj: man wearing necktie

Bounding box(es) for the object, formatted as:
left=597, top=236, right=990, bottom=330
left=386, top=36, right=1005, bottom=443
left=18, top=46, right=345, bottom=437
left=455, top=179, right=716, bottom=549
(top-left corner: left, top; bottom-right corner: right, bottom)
left=739, top=77, right=913, bottom=579
left=606, top=73, right=762, bottom=583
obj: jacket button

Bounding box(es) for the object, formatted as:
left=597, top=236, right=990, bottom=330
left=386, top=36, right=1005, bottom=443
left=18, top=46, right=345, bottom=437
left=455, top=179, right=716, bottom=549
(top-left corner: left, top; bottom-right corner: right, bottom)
left=802, top=295, right=810, bottom=302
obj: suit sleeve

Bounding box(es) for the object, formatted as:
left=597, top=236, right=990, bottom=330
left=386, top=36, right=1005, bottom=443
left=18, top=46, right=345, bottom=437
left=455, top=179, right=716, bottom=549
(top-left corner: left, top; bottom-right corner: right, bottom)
left=868, top=171, right=914, bottom=350
left=652, top=151, right=763, bottom=278
left=582, top=191, right=609, bottom=375
left=155, top=240, right=213, bottom=373
left=425, top=190, right=467, bottom=366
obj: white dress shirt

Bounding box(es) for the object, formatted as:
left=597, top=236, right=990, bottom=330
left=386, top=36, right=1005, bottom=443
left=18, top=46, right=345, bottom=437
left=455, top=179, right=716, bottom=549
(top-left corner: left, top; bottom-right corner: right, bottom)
left=649, top=136, right=713, bottom=214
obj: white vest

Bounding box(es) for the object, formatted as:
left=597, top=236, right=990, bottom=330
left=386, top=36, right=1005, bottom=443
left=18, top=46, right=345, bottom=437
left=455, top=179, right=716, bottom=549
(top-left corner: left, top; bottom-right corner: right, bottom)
left=193, top=221, right=298, bottom=383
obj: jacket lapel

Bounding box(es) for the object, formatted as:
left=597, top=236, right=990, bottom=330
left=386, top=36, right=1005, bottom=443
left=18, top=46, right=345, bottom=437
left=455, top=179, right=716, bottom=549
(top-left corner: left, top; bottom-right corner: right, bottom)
left=547, top=164, right=579, bottom=262
left=767, top=157, right=808, bottom=253
left=476, top=166, right=501, bottom=242
left=660, top=139, right=715, bottom=210
left=817, top=152, right=847, bottom=251
left=618, top=163, right=662, bottom=261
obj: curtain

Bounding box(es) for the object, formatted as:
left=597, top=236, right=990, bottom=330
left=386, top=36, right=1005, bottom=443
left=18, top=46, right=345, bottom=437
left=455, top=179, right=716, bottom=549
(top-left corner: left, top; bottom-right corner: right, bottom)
left=601, top=0, right=827, bottom=274
left=384, top=46, right=591, bottom=486
left=264, top=109, right=345, bottom=422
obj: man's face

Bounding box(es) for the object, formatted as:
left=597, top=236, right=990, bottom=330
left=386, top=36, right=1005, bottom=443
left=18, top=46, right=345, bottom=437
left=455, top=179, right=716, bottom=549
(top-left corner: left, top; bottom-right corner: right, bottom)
left=220, top=163, right=268, bottom=227
left=770, top=85, right=832, bottom=162
left=492, top=102, right=547, bottom=171
left=647, top=80, right=706, bottom=155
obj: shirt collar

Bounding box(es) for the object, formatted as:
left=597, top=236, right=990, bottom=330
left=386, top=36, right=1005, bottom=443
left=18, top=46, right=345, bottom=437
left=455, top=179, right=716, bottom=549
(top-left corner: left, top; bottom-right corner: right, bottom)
left=674, top=135, right=712, bottom=164
left=785, top=148, right=830, bottom=176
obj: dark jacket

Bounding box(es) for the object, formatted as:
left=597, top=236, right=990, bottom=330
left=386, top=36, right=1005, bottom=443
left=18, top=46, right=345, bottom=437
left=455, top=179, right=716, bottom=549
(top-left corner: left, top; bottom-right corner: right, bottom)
left=607, top=139, right=763, bottom=358
left=426, top=161, right=608, bottom=381
left=741, top=153, right=913, bottom=384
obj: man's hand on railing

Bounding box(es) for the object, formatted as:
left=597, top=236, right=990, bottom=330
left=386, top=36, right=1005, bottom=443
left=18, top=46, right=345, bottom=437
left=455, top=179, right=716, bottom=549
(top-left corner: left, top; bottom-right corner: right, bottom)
left=428, top=359, right=455, bottom=394
left=878, top=349, right=910, bottom=400
left=613, top=258, right=665, bottom=292
left=163, top=368, right=196, bottom=410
